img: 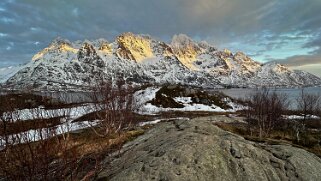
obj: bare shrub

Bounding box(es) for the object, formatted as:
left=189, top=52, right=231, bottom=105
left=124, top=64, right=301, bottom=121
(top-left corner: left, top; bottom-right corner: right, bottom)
left=245, top=88, right=289, bottom=138
left=294, top=89, right=321, bottom=144
left=84, top=78, right=135, bottom=138
left=297, top=89, right=321, bottom=121
left=0, top=91, right=82, bottom=180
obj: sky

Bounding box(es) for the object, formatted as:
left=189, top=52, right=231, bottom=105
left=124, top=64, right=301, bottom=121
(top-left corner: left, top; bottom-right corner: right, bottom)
left=0, top=0, right=320, bottom=76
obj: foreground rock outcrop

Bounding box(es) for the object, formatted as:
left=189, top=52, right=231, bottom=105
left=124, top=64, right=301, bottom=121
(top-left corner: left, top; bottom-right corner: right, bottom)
left=97, top=116, right=321, bottom=181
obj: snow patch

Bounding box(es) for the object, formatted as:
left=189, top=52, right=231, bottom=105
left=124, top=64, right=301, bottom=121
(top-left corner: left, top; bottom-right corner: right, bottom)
left=4, top=103, right=97, bottom=122
left=139, top=117, right=190, bottom=126
left=283, top=115, right=320, bottom=120
left=133, top=87, right=160, bottom=108
left=0, top=65, right=26, bottom=83
left=134, top=87, right=243, bottom=115
left=173, top=97, right=193, bottom=104
left=0, top=120, right=100, bottom=149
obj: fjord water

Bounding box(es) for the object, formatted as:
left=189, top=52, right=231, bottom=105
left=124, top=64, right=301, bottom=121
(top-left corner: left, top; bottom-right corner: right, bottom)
left=219, top=86, right=321, bottom=109
left=51, top=86, right=321, bottom=108
left=2, top=86, right=320, bottom=110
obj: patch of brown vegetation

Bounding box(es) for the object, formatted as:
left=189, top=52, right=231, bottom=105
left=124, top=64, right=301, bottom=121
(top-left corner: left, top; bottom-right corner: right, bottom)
left=0, top=125, right=146, bottom=180
left=214, top=121, right=321, bottom=157
left=69, top=127, right=145, bottom=156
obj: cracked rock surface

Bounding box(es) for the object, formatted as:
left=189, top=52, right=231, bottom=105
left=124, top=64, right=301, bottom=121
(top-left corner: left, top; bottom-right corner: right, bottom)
left=97, top=116, right=321, bottom=181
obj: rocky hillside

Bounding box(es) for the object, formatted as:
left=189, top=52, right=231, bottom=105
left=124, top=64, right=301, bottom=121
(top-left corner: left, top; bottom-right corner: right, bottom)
left=2, top=33, right=321, bottom=90
left=97, top=116, right=321, bottom=181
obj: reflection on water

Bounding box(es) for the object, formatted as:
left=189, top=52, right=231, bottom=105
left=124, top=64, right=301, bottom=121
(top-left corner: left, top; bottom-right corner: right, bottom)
left=1, top=86, right=320, bottom=110
left=0, top=90, right=93, bottom=104
left=218, top=86, right=321, bottom=109
left=40, top=92, right=94, bottom=104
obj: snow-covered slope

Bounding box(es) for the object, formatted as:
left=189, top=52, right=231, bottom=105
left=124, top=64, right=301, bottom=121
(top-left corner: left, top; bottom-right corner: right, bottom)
left=3, top=33, right=321, bottom=90
left=0, top=64, right=26, bottom=83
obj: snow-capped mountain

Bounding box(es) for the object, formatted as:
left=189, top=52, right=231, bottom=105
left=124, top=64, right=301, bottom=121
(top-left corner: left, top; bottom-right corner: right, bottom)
left=0, top=65, right=26, bottom=83
left=2, top=33, right=321, bottom=90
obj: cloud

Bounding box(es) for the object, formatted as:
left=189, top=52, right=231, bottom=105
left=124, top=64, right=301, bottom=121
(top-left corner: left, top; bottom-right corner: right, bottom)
left=0, top=33, right=8, bottom=37
left=277, top=53, right=321, bottom=67
left=275, top=31, right=321, bottom=68
left=71, top=8, right=79, bottom=17
left=292, top=64, right=321, bottom=77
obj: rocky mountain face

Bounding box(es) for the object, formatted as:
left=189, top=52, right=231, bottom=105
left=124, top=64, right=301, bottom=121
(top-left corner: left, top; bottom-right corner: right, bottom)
left=2, top=33, right=321, bottom=90
left=97, top=116, right=321, bottom=181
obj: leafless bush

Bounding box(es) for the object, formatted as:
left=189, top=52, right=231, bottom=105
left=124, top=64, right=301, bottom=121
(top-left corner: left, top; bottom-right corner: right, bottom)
left=85, top=78, right=135, bottom=137
left=294, top=89, right=321, bottom=143
left=245, top=88, right=289, bottom=138
left=0, top=91, right=82, bottom=180
left=297, top=89, right=321, bottom=121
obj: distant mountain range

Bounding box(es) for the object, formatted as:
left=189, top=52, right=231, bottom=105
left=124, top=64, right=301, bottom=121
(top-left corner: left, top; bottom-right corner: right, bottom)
left=1, top=33, right=320, bottom=90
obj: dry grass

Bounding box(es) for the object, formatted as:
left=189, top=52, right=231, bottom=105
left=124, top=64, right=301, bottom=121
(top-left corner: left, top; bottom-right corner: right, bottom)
left=214, top=121, right=321, bottom=158
left=69, top=127, right=145, bottom=156
left=0, top=125, right=146, bottom=180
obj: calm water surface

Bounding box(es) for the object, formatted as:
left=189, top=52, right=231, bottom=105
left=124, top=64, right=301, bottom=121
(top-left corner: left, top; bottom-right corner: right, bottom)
left=218, top=86, right=321, bottom=109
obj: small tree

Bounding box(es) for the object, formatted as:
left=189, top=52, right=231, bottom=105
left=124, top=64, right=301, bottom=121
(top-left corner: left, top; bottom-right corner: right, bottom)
left=297, top=89, right=321, bottom=121
left=85, top=78, right=135, bottom=138
left=246, top=88, right=289, bottom=139
left=294, top=89, right=321, bottom=143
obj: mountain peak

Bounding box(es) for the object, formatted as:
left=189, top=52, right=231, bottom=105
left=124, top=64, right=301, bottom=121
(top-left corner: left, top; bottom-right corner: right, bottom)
left=98, top=41, right=112, bottom=54
left=32, top=37, right=76, bottom=61
left=171, top=34, right=197, bottom=49
left=116, top=32, right=154, bottom=62
left=170, top=34, right=204, bottom=70
left=78, top=42, right=102, bottom=64
left=50, top=37, right=72, bottom=47
left=234, top=51, right=255, bottom=62
left=117, top=32, right=151, bottom=40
